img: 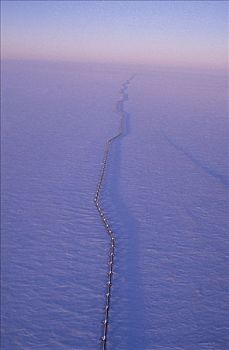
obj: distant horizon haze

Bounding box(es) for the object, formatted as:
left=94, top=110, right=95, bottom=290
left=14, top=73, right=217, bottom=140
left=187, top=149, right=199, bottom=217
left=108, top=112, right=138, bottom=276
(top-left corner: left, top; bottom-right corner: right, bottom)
left=1, top=1, right=228, bottom=70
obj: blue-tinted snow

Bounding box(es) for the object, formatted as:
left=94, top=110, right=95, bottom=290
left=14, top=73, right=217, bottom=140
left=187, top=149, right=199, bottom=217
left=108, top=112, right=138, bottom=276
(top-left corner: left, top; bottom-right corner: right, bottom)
left=1, top=61, right=228, bottom=350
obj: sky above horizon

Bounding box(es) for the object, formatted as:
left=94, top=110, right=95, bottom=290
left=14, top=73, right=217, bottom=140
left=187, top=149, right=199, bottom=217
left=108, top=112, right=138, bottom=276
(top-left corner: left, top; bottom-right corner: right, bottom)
left=1, top=1, right=228, bottom=69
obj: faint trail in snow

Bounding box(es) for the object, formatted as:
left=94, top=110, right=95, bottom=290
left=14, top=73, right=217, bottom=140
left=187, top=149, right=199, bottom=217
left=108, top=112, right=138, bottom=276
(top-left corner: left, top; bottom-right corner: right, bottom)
left=161, top=130, right=228, bottom=186
left=94, top=76, right=135, bottom=350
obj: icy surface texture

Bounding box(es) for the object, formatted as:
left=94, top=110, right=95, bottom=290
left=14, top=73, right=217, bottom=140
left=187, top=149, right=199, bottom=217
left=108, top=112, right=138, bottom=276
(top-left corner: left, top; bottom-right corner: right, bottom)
left=1, top=61, right=228, bottom=349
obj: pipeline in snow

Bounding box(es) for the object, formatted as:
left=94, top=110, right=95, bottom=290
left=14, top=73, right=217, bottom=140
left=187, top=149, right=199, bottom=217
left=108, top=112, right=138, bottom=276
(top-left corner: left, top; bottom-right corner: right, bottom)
left=94, top=76, right=135, bottom=350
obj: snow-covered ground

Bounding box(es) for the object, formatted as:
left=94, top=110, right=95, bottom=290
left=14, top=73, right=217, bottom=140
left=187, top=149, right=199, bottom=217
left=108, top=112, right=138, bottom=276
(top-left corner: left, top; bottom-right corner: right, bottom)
left=1, top=61, right=228, bottom=349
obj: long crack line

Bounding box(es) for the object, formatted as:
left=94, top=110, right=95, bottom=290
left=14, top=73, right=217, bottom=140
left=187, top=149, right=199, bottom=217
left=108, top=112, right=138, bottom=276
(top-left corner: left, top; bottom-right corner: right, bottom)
left=94, top=76, right=135, bottom=350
